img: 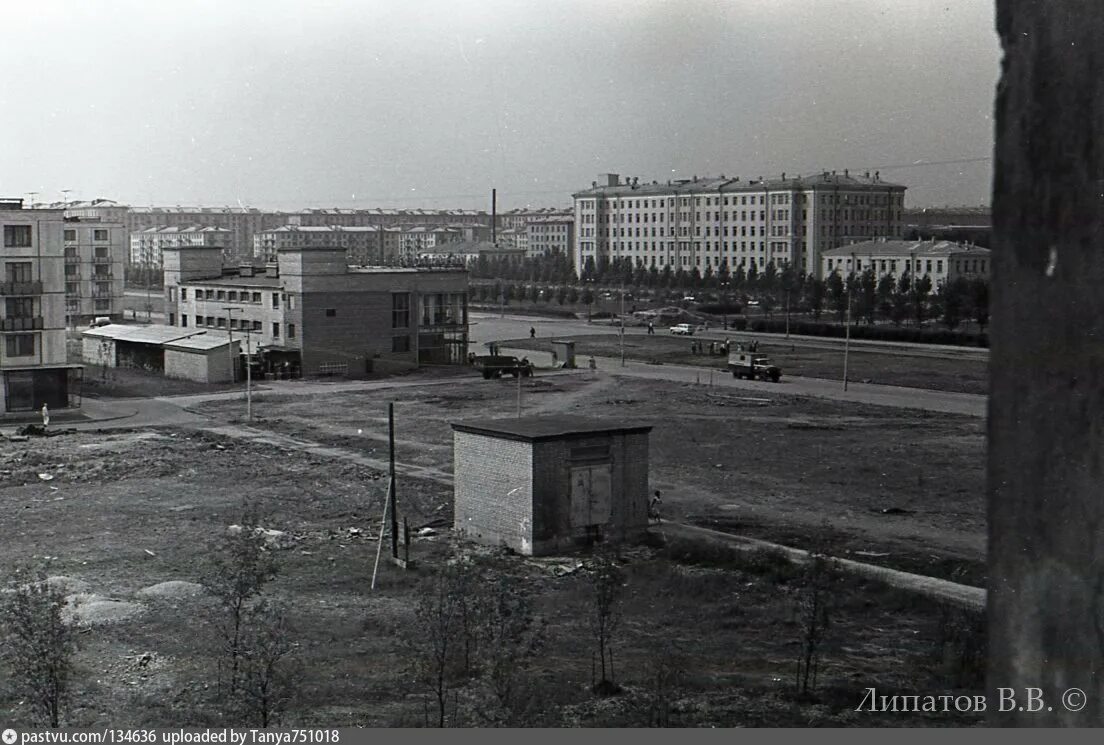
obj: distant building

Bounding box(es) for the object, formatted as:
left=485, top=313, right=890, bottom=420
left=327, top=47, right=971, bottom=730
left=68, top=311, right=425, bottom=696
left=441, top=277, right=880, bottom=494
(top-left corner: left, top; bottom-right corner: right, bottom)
left=497, top=207, right=572, bottom=231
left=252, top=225, right=402, bottom=265
left=130, top=226, right=233, bottom=267
left=452, top=416, right=653, bottom=555
left=63, top=218, right=126, bottom=326
left=525, top=214, right=574, bottom=258
left=417, top=241, right=526, bottom=266
left=821, top=239, right=991, bottom=286
left=162, top=244, right=469, bottom=378
left=904, top=206, right=991, bottom=229
left=1, top=199, right=81, bottom=416
left=573, top=172, right=907, bottom=278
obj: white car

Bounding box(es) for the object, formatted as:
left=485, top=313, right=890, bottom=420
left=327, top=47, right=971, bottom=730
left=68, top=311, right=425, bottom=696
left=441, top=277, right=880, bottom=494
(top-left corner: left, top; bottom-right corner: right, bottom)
left=670, top=323, right=694, bottom=335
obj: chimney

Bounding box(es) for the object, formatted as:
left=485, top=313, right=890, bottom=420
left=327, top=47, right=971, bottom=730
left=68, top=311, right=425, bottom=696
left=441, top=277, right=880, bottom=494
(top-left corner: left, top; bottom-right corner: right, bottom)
left=602, top=173, right=620, bottom=187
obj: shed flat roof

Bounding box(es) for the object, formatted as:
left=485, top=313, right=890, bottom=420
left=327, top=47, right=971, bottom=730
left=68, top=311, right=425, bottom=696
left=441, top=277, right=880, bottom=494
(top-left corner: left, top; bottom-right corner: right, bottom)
left=81, top=324, right=204, bottom=345
left=163, top=334, right=235, bottom=351
left=451, top=415, right=652, bottom=443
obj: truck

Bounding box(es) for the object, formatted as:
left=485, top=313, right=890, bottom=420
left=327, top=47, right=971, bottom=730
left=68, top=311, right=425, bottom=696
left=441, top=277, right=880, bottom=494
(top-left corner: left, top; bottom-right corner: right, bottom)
left=727, top=350, right=782, bottom=382
left=471, top=355, right=534, bottom=379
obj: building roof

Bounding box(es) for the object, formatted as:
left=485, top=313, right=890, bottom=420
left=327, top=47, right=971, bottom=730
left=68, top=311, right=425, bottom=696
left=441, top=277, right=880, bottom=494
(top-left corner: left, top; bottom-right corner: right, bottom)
left=137, top=225, right=233, bottom=235
left=452, top=416, right=653, bottom=443
left=181, top=275, right=281, bottom=288
left=822, top=240, right=991, bottom=258
left=261, top=225, right=382, bottom=234
left=573, top=171, right=904, bottom=199
left=163, top=334, right=236, bottom=351
left=417, top=240, right=524, bottom=256
left=81, top=324, right=207, bottom=344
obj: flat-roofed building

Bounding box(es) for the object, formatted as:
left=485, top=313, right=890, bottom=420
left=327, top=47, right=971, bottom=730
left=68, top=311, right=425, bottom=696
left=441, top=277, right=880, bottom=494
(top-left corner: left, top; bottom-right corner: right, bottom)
left=573, top=171, right=907, bottom=279
left=62, top=218, right=126, bottom=325
left=821, top=239, right=991, bottom=286
left=1, top=199, right=81, bottom=416
left=130, top=225, right=233, bottom=268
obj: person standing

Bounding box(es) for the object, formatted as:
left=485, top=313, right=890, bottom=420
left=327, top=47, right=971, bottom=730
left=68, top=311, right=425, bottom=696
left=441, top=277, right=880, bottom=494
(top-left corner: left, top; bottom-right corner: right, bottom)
left=529, top=326, right=536, bottom=339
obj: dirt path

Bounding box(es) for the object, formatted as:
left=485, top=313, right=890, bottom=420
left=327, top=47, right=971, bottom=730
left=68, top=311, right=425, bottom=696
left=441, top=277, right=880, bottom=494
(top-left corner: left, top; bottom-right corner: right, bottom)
left=196, top=420, right=985, bottom=611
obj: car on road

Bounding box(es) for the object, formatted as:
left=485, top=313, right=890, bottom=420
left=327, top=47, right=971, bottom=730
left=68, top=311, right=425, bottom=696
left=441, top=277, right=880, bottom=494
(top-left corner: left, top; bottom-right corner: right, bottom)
left=670, top=323, right=694, bottom=335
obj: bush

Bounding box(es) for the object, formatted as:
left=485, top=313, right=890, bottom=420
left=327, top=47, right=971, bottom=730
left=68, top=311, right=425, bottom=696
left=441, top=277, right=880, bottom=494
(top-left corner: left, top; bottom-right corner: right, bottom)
left=698, top=302, right=744, bottom=315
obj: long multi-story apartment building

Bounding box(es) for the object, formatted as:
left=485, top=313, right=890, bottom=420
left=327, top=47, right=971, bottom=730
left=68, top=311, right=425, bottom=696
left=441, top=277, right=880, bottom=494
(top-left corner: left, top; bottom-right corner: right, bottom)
left=1, top=199, right=79, bottom=415
left=162, top=244, right=469, bottom=378
left=130, top=226, right=233, bottom=266
left=63, top=218, right=126, bottom=325
left=572, top=172, right=906, bottom=278
left=253, top=225, right=402, bottom=265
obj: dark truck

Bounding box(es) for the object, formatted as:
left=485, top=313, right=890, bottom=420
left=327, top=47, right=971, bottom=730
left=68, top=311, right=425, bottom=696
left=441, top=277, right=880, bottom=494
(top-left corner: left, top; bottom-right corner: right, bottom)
left=727, top=350, right=782, bottom=382
left=471, top=354, right=534, bottom=379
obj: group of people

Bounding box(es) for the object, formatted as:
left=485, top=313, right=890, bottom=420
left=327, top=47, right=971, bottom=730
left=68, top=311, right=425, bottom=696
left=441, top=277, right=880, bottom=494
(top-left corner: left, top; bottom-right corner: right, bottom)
left=688, top=338, right=759, bottom=356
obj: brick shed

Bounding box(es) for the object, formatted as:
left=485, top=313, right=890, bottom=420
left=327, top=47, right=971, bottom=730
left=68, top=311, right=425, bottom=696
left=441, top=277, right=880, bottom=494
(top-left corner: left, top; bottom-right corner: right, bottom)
left=451, top=416, right=653, bottom=555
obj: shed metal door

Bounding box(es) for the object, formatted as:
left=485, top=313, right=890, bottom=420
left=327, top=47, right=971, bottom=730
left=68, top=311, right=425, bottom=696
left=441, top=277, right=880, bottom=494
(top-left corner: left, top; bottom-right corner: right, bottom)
left=570, top=464, right=612, bottom=527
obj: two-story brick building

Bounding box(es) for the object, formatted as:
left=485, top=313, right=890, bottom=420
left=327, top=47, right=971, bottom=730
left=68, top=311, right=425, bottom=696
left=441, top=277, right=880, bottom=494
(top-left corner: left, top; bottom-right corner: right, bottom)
left=162, top=244, right=469, bottom=378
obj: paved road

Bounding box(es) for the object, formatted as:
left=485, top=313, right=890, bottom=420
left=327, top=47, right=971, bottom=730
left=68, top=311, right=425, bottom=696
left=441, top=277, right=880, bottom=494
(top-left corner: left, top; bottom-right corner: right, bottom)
left=471, top=312, right=989, bottom=361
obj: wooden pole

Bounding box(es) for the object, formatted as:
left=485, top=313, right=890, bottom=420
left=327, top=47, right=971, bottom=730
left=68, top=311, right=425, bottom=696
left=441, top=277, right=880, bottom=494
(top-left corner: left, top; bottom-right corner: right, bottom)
left=388, top=402, right=398, bottom=560
left=370, top=478, right=391, bottom=591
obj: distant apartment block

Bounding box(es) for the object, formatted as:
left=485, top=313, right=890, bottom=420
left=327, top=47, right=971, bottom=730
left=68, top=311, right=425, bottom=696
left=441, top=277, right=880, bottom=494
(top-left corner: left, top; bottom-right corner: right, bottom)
left=56, top=199, right=492, bottom=267
left=417, top=241, right=527, bottom=266
left=1, top=199, right=80, bottom=415
left=162, top=244, right=469, bottom=378
left=253, top=225, right=402, bottom=265
left=525, top=214, right=574, bottom=258
left=63, top=219, right=126, bottom=325
left=497, top=207, right=572, bottom=231
left=572, top=172, right=906, bottom=279
left=130, top=226, right=233, bottom=268
left=821, top=239, right=991, bottom=286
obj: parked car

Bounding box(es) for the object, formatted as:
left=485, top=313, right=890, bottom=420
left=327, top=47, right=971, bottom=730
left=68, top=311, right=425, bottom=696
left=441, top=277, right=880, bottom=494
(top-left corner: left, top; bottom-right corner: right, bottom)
left=471, top=355, right=534, bottom=379
left=670, top=323, right=694, bottom=335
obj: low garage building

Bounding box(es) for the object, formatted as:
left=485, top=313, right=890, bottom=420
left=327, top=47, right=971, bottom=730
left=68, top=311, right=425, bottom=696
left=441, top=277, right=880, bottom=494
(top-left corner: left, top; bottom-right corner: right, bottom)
left=451, top=416, right=653, bottom=555
left=81, top=324, right=239, bottom=383
left=164, top=335, right=239, bottom=383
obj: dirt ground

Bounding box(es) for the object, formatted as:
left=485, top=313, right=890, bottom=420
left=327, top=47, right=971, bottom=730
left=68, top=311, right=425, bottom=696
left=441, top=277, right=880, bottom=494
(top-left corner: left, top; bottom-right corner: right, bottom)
left=505, top=334, right=989, bottom=395
left=0, top=422, right=984, bottom=728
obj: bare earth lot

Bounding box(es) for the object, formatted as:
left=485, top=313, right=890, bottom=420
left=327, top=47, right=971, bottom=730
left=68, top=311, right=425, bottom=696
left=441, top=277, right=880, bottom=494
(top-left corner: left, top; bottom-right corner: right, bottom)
left=504, top=334, right=989, bottom=395
left=0, top=374, right=986, bottom=727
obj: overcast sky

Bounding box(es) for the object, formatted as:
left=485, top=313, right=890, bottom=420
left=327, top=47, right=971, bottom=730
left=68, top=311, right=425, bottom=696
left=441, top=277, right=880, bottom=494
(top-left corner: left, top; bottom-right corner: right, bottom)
left=0, top=0, right=999, bottom=211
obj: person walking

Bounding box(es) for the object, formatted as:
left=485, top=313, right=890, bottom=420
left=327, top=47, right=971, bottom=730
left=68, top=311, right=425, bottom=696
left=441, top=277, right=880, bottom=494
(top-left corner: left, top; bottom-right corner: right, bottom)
left=648, top=321, right=654, bottom=335
left=529, top=326, right=536, bottom=339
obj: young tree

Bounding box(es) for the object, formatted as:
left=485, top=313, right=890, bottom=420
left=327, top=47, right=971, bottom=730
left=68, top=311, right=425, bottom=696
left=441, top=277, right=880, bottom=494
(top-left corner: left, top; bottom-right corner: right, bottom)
left=0, top=566, right=77, bottom=728
left=745, top=262, right=759, bottom=292
left=585, top=548, right=624, bottom=694
left=794, top=534, right=838, bottom=698
left=876, top=273, right=896, bottom=322
left=205, top=502, right=277, bottom=697
left=237, top=599, right=298, bottom=728
left=566, top=286, right=579, bottom=305
left=826, top=272, right=846, bottom=322
left=858, top=269, right=878, bottom=324
left=912, top=274, right=933, bottom=326
left=556, top=285, right=568, bottom=306
left=527, top=284, right=541, bottom=304
left=805, top=276, right=826, bottom=321
left=939, top=277, right=969, bottom=330
left=639, top=640, right=686, bottom=727
left=407, top=559, right=467, bottom=727
left=969, top=278, right=990, bottom=332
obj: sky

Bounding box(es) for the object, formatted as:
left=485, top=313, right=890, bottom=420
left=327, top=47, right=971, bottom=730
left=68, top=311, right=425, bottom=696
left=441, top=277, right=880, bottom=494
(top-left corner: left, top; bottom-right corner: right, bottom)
left=0, top=0, right=1001, bottom=211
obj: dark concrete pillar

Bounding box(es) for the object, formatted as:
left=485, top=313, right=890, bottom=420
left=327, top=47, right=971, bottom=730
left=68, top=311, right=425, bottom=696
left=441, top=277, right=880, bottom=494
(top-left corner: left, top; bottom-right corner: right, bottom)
left=989, top=0, right=1104, bottom=726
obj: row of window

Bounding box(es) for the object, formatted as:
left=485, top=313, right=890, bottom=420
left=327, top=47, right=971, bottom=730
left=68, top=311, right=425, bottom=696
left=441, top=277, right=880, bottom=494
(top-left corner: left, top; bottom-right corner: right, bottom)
left=180, top=315, right=295, bottom=339
left=824, top=257, right=989, bottom=274
left=3, top=333, right=35, bottom=357
left=63, top=229, right=111, bottom=242
left=579, top=192, right=902, bottom=211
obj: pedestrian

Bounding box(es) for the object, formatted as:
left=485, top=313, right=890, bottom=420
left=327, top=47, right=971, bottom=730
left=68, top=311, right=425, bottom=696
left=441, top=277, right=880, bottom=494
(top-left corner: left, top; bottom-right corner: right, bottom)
left=529, top=326, right=536, bottom=339
left=648, top=321, right=654, bottom=335
left=588, top=356, right=597, bottom=370
left=649, top=490, right=663, bottom=524
left=551, top=350, right=558, bottom=367
left=41, top=403, right=50, bottom=429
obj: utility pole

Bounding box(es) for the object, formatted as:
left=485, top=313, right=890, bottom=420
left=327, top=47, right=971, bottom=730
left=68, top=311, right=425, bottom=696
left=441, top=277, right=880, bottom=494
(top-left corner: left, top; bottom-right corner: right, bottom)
left=244, top=328, right=253, bottom=422
left=388, top=402, right=398, bottom=561
left=620, top=282, right=626, bottom=366
left=516, top=366, right=522, bottom=418
left=223, top=306, right=240, bottom=383
left=843, top=255, right=854, bottom=391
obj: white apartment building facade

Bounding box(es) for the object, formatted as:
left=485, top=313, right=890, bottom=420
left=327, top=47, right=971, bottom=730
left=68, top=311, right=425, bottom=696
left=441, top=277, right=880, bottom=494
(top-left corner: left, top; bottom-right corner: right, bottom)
left=821, top=239, right=991, bottom=286
left=525, top=215, right=574, bottom=258
left=63, top=219, right=126, bottom=324
left=130, top=226, right=233, bottom=267
left=1, top=200, right=79, bottom=415
left=573, top=172, right=906, bottom=279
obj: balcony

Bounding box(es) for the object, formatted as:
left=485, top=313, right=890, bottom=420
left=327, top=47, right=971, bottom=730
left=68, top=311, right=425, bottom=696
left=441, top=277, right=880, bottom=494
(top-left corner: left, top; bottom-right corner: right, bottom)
left=93, top=256, right=113, bottom=265
left=0, top=316, right=44, bottom=331
left=64, top=255, right=80, bottom=265
left=0, top=280, right=43, bottom=296
left=91, top=272, right=114, bottom=281
left=91, top=286, right=113, bottom=298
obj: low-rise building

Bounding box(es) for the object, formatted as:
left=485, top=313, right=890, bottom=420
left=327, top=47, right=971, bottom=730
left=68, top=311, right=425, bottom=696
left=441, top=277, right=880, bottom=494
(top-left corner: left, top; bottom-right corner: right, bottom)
left=417, top=240, right=527, bottom=266
left=252, top=225, right=403, bottom=265
left=820, top=239, right=991, bottom=286
left=62, top=218, right=126, bottom=325
left=162, top=244, right=469, bottom=378
left=1, top=200, right=80, bottom=416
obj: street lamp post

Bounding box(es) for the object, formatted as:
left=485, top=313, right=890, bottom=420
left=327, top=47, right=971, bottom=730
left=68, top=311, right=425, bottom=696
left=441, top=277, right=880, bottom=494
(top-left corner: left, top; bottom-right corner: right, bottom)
left=619, top=283, right=626, bottom=367
left=223, top=306, right=240, bottom=384
left=843, top=254, right=854, bottom=391
left=244, top=328, right=253, bottom=422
